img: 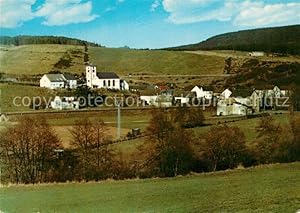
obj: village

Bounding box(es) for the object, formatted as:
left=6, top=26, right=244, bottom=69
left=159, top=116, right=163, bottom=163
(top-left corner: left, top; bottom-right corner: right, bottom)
left=39, top=64, right=291, bottom=116
left=0, top=12, right=299, bottom=210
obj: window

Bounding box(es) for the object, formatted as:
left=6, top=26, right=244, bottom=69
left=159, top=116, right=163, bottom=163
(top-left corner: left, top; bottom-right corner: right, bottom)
left=108, top=80, right=111, bottom=87
left=113, top=80, right=115, bottom=87
left=103, top=80, right=106, bottom=86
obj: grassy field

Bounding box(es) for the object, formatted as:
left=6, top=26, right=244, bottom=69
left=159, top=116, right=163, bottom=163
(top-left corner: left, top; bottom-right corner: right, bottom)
left=0, top=162, right=299, bottom=212
left=0, top=83, right=55, bottom=112
left=0, top=45, right=225, bottom=76
left=89, top=47, right=225, bottom=76
left=185, top=50, right=300, bottom=62
left=0, top=45, right=85, bottom=75
left=194, top=113, right=292, bottom=144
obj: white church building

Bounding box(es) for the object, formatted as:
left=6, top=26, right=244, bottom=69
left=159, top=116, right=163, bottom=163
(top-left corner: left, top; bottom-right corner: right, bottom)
left=86, top=65, right=129, bottom=90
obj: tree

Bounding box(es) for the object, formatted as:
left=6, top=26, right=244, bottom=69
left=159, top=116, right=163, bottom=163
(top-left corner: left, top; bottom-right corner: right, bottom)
left=70, top=118, right=115, bottom=181
left=0, top=117, right=61, bottom=184
left=170, top=106, right=205, bottom=128
left=254, top=116, right=284, bottom=163
left=200, top=124, right=246, bottom=171
left=143, top=109, right=195, bottom=177
left=287, top=113, right=300, bottom=161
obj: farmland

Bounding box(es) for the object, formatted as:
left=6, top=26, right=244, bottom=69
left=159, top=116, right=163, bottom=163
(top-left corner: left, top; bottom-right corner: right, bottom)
left=0, top=162, right=299, bottom=212
left=0, top=45, right=225, bottom=76
left=88, top=47, right=225, bottom=75
left=0, top=45, right=85, bottom=75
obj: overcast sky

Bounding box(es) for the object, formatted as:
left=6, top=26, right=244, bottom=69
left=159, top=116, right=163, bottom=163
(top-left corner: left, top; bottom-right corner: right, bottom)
left=0, top=0, right=299, bottom=48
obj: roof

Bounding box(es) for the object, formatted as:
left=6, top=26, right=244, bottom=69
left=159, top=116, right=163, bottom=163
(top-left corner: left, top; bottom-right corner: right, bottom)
left=63, top=73, right=77, bottom=80
left=45, top=74, right=66, bottom=82
left=97, top=72, right=119, bottom=79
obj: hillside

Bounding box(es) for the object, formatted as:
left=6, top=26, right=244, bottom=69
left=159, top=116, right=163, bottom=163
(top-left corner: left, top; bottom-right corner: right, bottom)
left=0, top=45, right=225, bottom=76
left=166, top=25, right=300, bottom=55
left=88, top=47, right=224, bottom=75
left=0, top=35, right=99, bottom=47
left=0, top=45, right=86, bottom=75
left=225, top=59, right=300, bottom=86
left=0, top=162, right=299, bottom=212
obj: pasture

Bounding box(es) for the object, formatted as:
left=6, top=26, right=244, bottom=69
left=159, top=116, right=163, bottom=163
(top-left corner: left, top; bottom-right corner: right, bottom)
left=0, top=45, right=85, bottom=75
left=0, top=162, right=299, bottom=212
left=0, top=45, right=225, bottom=76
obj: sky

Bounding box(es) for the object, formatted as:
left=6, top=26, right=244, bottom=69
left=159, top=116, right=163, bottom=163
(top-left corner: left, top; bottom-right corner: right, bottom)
left=0, top=0, right=299, bottom=48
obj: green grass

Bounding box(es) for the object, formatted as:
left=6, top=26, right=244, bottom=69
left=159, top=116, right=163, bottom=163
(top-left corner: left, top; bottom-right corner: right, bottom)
left=0, top=45, right=225, bottom=76
left=0, top=83, right=55, bottom=112
left=0, top=45, right=85, bottom=75
left=195, top=113, right=292, bottom=144
left=89, top=47, right=225, bottom=76
left=0, top=162, right=299, bottom=213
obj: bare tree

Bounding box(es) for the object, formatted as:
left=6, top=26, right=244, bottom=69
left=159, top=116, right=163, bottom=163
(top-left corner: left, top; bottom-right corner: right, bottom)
left=200, top=124, right=246, bottom=171
left=70, top=118, right=115, bottom=181
left=0, top=116, right=61, bottom=184
left=254, top=116, right=284, bottom=163
left=143, top=109, right=195, bottom=177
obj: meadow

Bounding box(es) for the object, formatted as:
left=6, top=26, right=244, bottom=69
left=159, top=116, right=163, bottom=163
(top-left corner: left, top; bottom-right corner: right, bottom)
left=0, top=162, right=299, bottom=213
left=0, top=45, right=85, bottom=75
left=0, top=83, right=54, bottom=112
left=88, top=47, right=225, bottom=76
left=0, top=45, right=225, bottom=76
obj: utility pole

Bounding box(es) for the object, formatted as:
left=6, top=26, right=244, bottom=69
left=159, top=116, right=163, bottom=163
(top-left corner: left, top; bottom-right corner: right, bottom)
left=117, top=101, right=121, bottom=140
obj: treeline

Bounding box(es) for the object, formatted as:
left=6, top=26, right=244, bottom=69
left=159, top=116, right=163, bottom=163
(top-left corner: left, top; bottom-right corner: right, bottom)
left=165, top=25, right=300, bottom=55
left=1, top=109, right=299, bottom=184
left=0, top=36, right=100, bottom=47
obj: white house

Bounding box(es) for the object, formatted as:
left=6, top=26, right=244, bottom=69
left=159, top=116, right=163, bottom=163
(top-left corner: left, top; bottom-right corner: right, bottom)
left=50, top=96, right=79, bottom=110
left=220, top=89, right=232, bottom=99
left=140, top=96, right=158, bottom=105
left=140, top=95, right=173, bottom=107
left=174, top=96, right=190, bottom=105
left=191, top=86, right=213, bottom=99
left=86, top=65, right=129, bottom=90
left=217, top=98, right=251, bottom=116
left=40, top=73, right=77, bottom=90
left=249, top=52, right=265, bottom=57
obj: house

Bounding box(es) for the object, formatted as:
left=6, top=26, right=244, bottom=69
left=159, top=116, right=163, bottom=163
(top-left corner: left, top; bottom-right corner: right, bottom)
left=191, top=86, right=213, bottom=100
left=40, top=73, right=77, bottom=89
left=250, top=90, right=264, bottom=113
left=249, top=52, right=265, bottom=57
left=50, top=96, right=79, bottom=110
left=86, top=65, right=129, bottom=90
left=217, top=98, right=252, bottom=116
left=140, top=94, right=173, bottom=107
left=217, top=89, right=254, bottom=116
left=63, top=73, right=78, bottom=89
left=140, top=96, right=158, bottom=106
left=220, top=89, right=232, bottom=99
left=174, top=96, right=190, bottom=105
left=252, top=86, right=290, bottom=111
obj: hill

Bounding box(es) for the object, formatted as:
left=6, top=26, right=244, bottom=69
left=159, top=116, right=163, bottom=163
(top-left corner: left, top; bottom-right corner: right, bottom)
left=0, top=162, right=299, bottom=212
left=0, top=45, right=225, bottom=76
left=0, top=35, right=99, bottom=47
left=88, top=47, right=224, bottom=75
left=166, top=25, right=300, bottom=55
left=0, top=44, right=86, bottom=75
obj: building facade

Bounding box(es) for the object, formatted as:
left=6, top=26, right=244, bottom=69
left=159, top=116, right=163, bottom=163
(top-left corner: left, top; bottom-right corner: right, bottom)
left=86, top=65, right=129, bottom=90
